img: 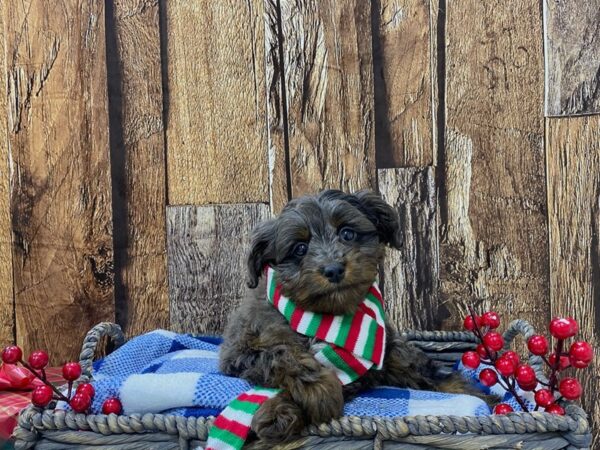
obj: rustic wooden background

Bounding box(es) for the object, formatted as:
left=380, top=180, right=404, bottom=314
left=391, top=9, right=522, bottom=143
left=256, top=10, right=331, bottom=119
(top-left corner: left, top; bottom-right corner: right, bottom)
left=0, top=0, right=598, bottom=443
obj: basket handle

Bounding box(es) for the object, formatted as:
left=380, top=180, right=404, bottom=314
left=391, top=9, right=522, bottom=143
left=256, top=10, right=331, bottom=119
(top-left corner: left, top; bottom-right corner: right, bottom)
left=78, top=322, right=125, bottom=380
left=502, top=319, right=544, bottom=375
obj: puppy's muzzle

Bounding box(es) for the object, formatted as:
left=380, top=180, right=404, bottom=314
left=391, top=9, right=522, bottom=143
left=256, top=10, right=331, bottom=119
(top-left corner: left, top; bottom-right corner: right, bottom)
left=321, top=263, right=345, bottom=283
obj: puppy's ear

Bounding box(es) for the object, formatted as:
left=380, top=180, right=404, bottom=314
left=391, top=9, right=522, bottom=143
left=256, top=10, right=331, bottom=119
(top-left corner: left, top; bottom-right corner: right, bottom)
left=247, top=219, right=277, bottom=288
left=351, top=190, right=403, bottom=249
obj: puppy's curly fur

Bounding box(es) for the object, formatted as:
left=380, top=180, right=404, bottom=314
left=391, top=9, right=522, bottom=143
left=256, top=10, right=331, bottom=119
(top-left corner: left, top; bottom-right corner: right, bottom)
left=220, top=190, right=487, bottom=443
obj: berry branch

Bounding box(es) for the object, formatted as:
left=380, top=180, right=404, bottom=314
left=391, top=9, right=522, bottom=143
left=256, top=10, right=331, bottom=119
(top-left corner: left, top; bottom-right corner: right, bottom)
left=1, top=346, right=122, bottom=415
left=461, top=308, right=592, bottom=415
left=18, top=358, right=69, bottom=403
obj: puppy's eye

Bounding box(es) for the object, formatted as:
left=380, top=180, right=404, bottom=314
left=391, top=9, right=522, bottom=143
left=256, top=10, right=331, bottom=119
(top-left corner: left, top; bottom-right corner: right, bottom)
left=292, top=242, right=308, bottom=257
left=339, top=227, right=356, bottom=242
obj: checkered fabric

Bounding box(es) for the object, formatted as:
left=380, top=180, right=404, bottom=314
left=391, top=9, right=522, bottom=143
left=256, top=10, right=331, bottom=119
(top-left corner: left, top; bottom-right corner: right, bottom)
left=0, top=367, right=63, bottom=440
left=85, top=330, right=496, bottom=419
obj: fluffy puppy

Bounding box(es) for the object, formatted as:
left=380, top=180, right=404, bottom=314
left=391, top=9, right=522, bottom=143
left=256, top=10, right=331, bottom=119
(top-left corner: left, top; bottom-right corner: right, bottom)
left=220, top=190, right=481, bottom=443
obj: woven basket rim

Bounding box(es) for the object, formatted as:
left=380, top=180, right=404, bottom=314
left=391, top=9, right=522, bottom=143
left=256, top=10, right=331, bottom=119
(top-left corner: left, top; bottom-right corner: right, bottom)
left=12, top=320, right=592, bottom=449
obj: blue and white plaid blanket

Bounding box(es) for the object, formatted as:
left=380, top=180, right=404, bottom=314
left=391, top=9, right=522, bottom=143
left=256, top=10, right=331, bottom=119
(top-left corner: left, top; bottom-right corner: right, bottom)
left=82, top=330, right=531, bottom=418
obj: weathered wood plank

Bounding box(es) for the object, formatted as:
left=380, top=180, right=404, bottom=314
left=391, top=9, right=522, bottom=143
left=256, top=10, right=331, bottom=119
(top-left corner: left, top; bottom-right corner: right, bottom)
left=546, top=116, right=600, bottom=447
left=373, top=0, right=434, bottom=168
left=271, top=0, right=375, bottom=206
left=543, top=0, right=600, bottom=116
left=4, top=0, right=115, bottom=362
left=107, top=0, right=169, bottom=336
left=163, top=0, right=269, bottom=205
left=263, top=0, right=290, bottom=213
left=0, top=10, right=13, bottom=347
left=441, top=0, right=550, bottom=333
left=378, top=168, right=440, bottom=331
left=167, top=204, right=270, bottom=334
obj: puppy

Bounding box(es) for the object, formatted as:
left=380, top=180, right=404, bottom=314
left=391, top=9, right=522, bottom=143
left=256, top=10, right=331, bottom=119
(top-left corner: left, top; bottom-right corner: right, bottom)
left=220, top=189, right=481, bottom=443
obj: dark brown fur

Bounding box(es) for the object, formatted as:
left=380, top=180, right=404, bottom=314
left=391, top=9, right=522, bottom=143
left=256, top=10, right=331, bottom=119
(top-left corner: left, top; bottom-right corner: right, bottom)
left=220, top=190, right=489, bottom=443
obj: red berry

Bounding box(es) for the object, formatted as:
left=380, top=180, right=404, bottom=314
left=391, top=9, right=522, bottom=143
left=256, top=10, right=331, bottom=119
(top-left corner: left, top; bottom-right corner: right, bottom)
left=514, top=364, right=536, bottom=386
left=102, top=397, right=123, bottom=415
left=463, top=315, right=480, bottom=331
left=70, top=393, right=91, bottom=413
left=570, top=358, right=590, bottom=369
left=494, top=403, right=514, bottom=415
left=549, top=353, right=570, bottom=370
left=31, top=385, right=53, bottom=407
left=549, top=317, right=578, bottom=340
left=569, top=341, right=593, bottom=364
left=559, top=377, right=582, bottom=400
left=62, top=362, right=82, bottom=381
left=481, top=311, right=500, bottom=329
left=566, top=317, right=579, bottom=335
left=1, top=346, right=23, bottom=364
left=534, top=389, right=555, bottom=407
left=519, top=380, right=538, bottom=391
left=545, top=404, right=565, bottom=415
left=502, top=350, right=520, bottom=368
left=75, top=383, right=95, bottom=398
left=479, top=368, right=498, bottom=387
left=476, top=344, right=489, bottom=359
left=483, top=332, right=504, bottom=352
left=461, top=351, right=481, bottom=369
left=495, top=356, right=516, bottom=377
left=28, top=350, right=49, bottom=370
left=527, top=335, right=549, bottom=356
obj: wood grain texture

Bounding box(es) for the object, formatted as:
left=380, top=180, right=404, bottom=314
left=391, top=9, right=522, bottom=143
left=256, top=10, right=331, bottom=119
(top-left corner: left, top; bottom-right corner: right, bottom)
left=272, top=0, right=376, bottom=202
left=373, top=0, right=434, bottom=168
left=544, top=0, right=600, bottom=116
left=4, top=0, right=115, bottom=362
left=379, top=168, right=440, bottom=331
left=0, top=10, right=14, bottom=347
left=263, top=0, right=290, bottom=213
left=163, top=0, right=269, bottom=205
left=167, top=204, right=270, bottom=334
left=546, top=116, right=600, bottom=446
left=107, top=0, right=169, bottom=336
left=441, top=0, right=550, bottom=333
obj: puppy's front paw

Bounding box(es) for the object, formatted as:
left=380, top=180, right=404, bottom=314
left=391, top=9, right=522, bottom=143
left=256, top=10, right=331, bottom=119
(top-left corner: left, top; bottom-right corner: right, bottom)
left=292, top=369, right=344, bottom=425
left=252, top=392, right=305, bottom=444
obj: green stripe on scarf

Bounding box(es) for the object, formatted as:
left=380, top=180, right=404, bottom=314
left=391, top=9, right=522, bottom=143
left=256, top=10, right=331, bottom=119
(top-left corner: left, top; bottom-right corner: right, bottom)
left=208, top=427, right=246, bottom=448
left=321, top=345, right=359, bottom=380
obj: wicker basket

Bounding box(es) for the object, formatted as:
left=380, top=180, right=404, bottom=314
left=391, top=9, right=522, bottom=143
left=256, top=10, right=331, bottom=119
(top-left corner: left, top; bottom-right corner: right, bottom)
left=13, top=321, right=592, bottom=449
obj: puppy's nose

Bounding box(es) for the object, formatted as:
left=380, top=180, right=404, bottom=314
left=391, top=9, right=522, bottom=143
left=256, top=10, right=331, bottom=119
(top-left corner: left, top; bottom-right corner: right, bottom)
left=321, top=263, right=345, bottom=283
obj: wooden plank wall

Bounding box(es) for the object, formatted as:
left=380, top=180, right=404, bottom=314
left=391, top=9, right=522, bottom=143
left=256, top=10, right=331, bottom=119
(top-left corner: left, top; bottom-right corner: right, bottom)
left=441, top=0, right=550, bottom=334
left=0, top=1, right=597, bottom=442
left=544, top=1, right=600, bottom=116
left=106, top=0, right=169, bottom=336
left=0, top=10, right=13, bottom=347
left=3, top=0, right=115, bottom=363
left=546, top=116, right=600, bottom=447
left=270, top=0, right=376, bottom=210
left=163, top=0, right=269, bottom=205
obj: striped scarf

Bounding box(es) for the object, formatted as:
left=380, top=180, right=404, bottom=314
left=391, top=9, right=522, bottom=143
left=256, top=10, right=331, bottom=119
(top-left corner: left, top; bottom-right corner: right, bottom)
left=206, top=266, right=386, bottom=450
left=266, top=266, right=386, bottom=383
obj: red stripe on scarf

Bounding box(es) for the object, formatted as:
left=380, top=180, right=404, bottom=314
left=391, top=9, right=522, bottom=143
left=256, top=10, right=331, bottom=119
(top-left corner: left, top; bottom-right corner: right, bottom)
left=334, top=346, right=369, bottom=377
left=273, top=285, right=283, bottom=308
left=371, top=324, right=385, bottom=365
left=345, top=311, right=364, bottom=351
left=212, top=415, right=249, bottom=439
left=369, top=287, right=383, bottom=307
left=315, top=314, right=334, bottom=340
left=359, top=302, right=376, bottom=319
left=290, top=308, right=303, bottom=329
left=238, top=393, right=272, bottom=404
